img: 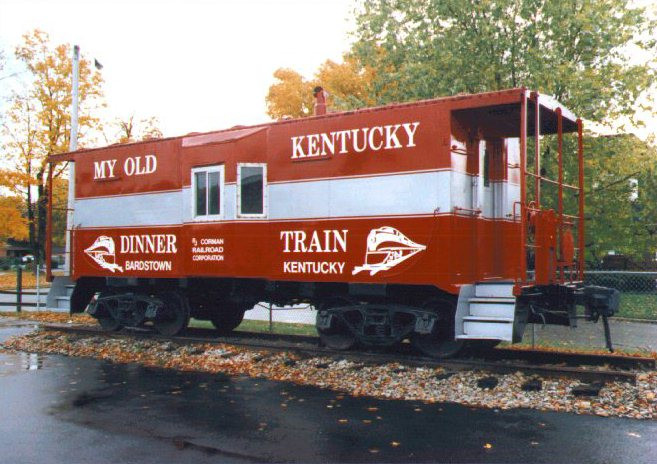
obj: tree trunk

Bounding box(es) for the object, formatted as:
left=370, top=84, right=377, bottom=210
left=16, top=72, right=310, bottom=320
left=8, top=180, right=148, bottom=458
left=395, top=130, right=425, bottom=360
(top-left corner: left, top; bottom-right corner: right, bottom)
left=26, top=182, right=36, bottom=258
left=36, top=168, right=47, bottom=266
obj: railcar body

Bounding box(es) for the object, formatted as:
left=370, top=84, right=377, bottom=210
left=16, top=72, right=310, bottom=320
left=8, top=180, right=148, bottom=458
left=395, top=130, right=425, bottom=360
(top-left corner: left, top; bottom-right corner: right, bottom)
left=47, top=88, right=619, bottom=356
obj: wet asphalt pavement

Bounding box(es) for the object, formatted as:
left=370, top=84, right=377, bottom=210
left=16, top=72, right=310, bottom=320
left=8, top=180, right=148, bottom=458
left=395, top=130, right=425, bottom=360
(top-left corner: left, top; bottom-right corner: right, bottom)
left=2, top=320, right=657, bottom=463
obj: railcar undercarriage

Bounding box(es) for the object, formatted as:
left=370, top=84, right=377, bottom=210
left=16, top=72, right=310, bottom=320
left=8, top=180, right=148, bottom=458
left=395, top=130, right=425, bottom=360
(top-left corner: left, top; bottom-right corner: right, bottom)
left=88, top=290, right=191, bottom=335
left=85, top=281, right=253, bottom=337
left=80, top=276, right=620, bottom=359
left=520, top=283, right=620, bottom=351
left=315, top=295, right=466, bottom=357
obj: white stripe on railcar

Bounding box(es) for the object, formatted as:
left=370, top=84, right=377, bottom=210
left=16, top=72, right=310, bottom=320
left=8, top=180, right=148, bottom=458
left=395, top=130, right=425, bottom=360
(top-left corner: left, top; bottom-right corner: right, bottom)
left=74, top=170, right=520, bottom=228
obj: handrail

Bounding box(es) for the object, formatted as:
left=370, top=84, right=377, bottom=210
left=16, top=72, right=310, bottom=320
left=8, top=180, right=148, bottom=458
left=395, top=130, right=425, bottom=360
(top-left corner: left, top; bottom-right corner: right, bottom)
left=453, top=206, right=482, bottom=216
left=515, top=92, right=585, bottom=288
left=533, top=92, right=541, bottom=207
left=577, top=118, right=585, bottom=280
left=518, top=91, right=527, bottom=286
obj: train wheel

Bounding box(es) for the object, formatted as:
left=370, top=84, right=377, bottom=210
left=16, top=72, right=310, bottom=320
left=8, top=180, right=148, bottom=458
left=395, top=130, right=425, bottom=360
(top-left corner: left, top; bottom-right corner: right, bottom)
left=210, top=304, right=246, bottom=335
left=153, top=291, right=189, bottom=336
left=95, top=296, right=123, bottom=332
left=316, top=298, right=357, bottom=351
left=411, top=297, right=465, bottom=358
left=98, top=315, right=123, bottom=332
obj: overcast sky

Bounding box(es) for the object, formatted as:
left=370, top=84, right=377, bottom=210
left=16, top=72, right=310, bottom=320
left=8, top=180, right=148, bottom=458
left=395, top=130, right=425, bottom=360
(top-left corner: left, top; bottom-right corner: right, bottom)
left=0, top=0, right=655, bottom=142
left=0, top=0, right=355, bottom=138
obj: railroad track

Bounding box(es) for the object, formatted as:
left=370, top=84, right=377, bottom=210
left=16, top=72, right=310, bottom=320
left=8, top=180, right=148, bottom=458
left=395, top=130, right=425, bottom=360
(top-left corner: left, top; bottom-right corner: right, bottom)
left=38, top=323, right=654, bottom=384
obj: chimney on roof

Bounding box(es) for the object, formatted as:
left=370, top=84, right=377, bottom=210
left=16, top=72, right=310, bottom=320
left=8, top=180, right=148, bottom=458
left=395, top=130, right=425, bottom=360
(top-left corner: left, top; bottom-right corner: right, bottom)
left=313, top=86, right=328, bottom=116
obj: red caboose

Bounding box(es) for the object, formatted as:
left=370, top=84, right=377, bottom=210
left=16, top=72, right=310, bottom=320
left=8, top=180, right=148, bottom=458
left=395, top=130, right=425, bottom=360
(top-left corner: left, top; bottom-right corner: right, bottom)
left=46, top=88, right=618, bottom=357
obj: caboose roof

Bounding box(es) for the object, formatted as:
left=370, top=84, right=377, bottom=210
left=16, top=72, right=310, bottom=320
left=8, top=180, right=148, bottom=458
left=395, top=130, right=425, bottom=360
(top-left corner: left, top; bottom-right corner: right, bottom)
left=50, top=88, right=578, bottom=163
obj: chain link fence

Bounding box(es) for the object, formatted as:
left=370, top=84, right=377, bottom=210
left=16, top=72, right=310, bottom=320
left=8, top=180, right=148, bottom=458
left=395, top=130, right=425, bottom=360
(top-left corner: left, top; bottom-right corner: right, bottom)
left=585, top=270, right=657, bottom=321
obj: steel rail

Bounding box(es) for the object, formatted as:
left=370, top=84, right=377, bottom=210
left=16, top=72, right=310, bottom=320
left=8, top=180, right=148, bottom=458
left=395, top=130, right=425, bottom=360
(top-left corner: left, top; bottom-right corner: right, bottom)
left=36, top=323, right=648, bottom=384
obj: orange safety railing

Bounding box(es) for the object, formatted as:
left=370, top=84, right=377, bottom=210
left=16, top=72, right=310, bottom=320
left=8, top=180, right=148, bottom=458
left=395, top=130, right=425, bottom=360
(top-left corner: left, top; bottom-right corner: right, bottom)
left=517, top=92, right=585, bottom=290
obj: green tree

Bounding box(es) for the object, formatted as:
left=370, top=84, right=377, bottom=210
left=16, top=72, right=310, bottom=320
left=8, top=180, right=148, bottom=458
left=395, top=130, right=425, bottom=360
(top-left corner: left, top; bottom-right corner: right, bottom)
left=583, top=135, right=657, bottom=262
left=353, top=0, right=656, bottom=122
left=352, top=0, right=657, bottom=264
left=633, top=158, right=657, bottom=262
left=1, top=29, right=104, bottom=260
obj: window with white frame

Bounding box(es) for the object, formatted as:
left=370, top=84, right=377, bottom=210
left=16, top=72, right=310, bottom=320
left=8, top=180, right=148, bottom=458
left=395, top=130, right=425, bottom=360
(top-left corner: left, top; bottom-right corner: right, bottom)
left=191, top=165, right=224, bottom=220
left=237, top=163, right=267, bottom=218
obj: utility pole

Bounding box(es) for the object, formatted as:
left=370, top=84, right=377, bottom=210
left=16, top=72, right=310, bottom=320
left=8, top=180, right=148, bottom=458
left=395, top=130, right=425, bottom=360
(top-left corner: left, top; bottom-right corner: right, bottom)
left=70, top=45, right=79, bottom=151
left=64, top=45, right=79, bottom=275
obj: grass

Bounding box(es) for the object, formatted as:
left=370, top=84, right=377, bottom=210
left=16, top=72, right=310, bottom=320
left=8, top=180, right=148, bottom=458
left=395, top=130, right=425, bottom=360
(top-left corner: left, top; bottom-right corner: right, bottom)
left=499, top=339, right=656, bottom=358
left=0, top=271, right=49, bottom=290
left=189, top=318, right=318, bottom=337
left=0, top=311, right=95, bottom=324
left=616, top=293, right=657, bottom=320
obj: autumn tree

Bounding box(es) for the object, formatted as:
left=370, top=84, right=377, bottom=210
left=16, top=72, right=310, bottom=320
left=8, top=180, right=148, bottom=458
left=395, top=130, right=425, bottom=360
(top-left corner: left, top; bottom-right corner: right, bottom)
left=265, top=54, right=380, bottom=120
left=1, top=30, right=104, bottom=260
left=0, top=148, right=29, bottom=244
left=0, top=195, right=28, bottom=242
left=266, top=68, right=315, bottom=119
left=109, top=114, right=163, bottom=144
left=314, top=55, right=378, bottom=110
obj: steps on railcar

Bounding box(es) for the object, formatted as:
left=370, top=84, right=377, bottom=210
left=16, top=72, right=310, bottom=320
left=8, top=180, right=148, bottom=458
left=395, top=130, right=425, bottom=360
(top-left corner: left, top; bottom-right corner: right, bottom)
left=456, top=282, right=515, bottom=341
left=45, top=276, right=73, bottom=312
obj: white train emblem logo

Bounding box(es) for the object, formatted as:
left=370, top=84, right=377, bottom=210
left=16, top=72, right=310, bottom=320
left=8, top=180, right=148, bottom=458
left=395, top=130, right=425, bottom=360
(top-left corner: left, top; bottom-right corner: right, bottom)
left=84, top=236, right=124, bottom=273
left=352, top=227, right=426, bottom=276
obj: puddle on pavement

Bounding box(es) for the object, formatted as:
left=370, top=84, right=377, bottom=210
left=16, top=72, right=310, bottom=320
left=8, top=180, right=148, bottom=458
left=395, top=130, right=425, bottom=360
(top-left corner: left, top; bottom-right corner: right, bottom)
left=0, top=322, right=39, bottom=340
left=0, top=351, right=46, bottom=376
left=0, top=322, right=46, bottom=376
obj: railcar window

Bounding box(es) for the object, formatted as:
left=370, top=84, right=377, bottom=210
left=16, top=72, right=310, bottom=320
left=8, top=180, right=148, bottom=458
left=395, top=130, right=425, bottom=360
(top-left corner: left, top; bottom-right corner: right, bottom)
left=195, top=172, right=207, bottom=215
left=208, top=171, right=220, bottom=215
left=191, top=165, right=224, bottom=220
left=483, top=149, right=490, bottom=187
left=237, top=163, right=267, bottom=218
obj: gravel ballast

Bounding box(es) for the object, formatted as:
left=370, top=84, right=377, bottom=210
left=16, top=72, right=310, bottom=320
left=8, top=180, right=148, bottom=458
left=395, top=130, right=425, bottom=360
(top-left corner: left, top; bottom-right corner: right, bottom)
left=2, top=329, right=657, bottom=420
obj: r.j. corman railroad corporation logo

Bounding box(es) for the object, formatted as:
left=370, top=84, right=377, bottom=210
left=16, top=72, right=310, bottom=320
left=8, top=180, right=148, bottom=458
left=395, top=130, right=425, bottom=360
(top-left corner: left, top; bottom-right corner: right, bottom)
left=352, top=227, right=426, bottom=276
left=84, top=236, right=123, bottom=273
